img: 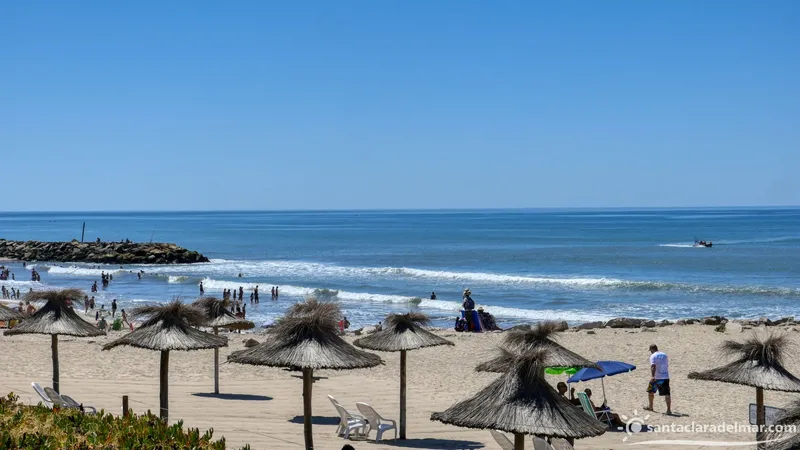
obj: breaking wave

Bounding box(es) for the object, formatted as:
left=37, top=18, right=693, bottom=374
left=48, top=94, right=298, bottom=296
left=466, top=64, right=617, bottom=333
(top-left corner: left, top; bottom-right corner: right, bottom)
left=45, top=266, right=126, bottom=277
left=198, top=278, right=613, bottom=322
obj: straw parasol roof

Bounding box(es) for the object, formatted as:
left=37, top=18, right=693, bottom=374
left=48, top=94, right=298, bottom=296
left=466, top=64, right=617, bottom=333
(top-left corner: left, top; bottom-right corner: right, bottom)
left=104, top=300, right=228, bottom=352
left=354, top=312, right=453, bottom=439
left=227, top=298, right=381, bottom=450
left=475, top=322, right=599, bottom=372
left=432, top=349, right=608, bottom=439
left=103, top=300, right=228, bottom=421
left=764, top=399, right=800, bottom=450
left=192, top=297, right=254, bottom=330
left=228, top=300, right=382, bottom=370
left=4, top=289, right=103, bottom=338
left=0, top=302, right=23, bottom=322
left=688, top=333, right=800, bottom=392
left=353, top=312, right=453, bottom=352
left=4, top=289, right=103, bottom=394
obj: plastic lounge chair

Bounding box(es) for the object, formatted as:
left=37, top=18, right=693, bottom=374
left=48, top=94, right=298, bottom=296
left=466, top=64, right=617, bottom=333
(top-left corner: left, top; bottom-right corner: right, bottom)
left=42, top=387, right=81, bottom=410
left=577, top=392, right=612, bottom=427
left=32, top=382, right=56, bottom=409
left=61, top=394, right=97, bottom=414
left=550, top=438, right=575, bottom=450
left=533, top=436, right=554, bottom=450
left=356, top=402, right=397, bottom=441
left=489, top=430, right=513, bottom=450
left=327, top=395, right=367, bottom=438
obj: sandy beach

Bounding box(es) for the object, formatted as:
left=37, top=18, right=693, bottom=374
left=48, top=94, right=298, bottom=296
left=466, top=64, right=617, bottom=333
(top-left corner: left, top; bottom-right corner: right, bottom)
left=3, top=319, right=799, bottom=450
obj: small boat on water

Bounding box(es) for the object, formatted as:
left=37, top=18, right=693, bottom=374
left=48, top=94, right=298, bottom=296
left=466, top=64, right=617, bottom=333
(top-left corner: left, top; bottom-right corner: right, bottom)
left=694, top=240, right=713, bottom=248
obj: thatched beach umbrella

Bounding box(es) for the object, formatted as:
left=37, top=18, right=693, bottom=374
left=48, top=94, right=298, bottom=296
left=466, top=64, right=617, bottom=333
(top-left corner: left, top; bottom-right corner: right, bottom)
left=354, top=312, right=454, bottom=439
left=432, top=349, right=607, bottom=450
left=764, top=399, right=800, bottom=450
left=228, top=299, right=382, bottom=450
left=476, top=322, right=599, bottom=373
left=103, top=300, right=228, bottom=421
left=0, top=302, right=23, bottom=322
left=4, top=289, right=103, bottom=393
left=688, top=333, right=800, bottom=445
left=192, top=297, right=254, bottom=394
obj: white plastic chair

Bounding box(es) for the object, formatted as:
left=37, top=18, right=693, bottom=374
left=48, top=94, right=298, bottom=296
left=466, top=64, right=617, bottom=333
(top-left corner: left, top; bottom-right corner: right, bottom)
left=327, top=395, right=367, bottom=438
left=551, top=438, right=576, bottom=450
left=489, top=430, right=513, bottom=450
left=333, top=403, right=368, bottom=439
left=533, top=436, right=554, bottom=450
left=356, top=402, right=397, bottom=441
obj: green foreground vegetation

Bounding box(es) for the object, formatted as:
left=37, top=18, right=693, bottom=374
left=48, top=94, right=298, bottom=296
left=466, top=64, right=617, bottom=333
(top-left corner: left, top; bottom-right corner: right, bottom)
left=0, top=393, right=249, bottom=449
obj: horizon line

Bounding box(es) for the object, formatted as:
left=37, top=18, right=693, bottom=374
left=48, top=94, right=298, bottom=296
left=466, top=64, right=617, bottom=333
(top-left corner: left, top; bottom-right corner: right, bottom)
left=1, top=205, right=799, bottom=214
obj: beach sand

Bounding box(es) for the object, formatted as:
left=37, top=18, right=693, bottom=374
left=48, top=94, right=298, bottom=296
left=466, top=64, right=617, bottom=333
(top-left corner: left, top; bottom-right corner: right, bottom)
left=2, top=322, right=798, bottom=449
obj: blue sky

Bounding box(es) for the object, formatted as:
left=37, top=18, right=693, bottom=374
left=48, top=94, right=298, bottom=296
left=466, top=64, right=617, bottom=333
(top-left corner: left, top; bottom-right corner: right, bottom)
left=1, top=1, right=798, bottom=211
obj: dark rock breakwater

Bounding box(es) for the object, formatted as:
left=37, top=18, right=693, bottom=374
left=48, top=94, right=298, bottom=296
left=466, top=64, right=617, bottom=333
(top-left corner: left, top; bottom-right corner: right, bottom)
left=0, top=239, right=209, bottom=265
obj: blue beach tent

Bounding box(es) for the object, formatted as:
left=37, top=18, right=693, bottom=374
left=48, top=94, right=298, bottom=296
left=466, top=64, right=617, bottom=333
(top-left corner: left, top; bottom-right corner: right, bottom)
left=567, top=360, right=636, bottom=404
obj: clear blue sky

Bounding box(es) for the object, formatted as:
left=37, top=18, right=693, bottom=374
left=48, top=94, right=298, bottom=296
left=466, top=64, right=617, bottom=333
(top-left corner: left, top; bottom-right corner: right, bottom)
left=2, top=1, right=798, bottom=211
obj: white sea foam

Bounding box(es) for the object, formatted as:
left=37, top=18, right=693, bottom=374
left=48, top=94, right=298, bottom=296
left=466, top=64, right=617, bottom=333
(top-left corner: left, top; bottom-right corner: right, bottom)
left=46, top=266, right=126, bottom=276
left=167, top=275, right=190, bottom=284
left=0, top=280, right=41, bottom=288
left=658, top=243, right=696, bottom=248
left=117, top=259, right=800, bottom=298
left=141, top=259, right=622, bottom=288
left=200, top=278, right=418, bottom=303
left=199, top=278, right=614, bottom=322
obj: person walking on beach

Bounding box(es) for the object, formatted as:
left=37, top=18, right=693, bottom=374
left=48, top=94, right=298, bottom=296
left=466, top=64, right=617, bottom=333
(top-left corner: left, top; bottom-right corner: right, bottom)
left=121, top=309, right=130, bottom=329
left=111, top=299, right=118, bottom=318
left=646, top=344, right=672, bottom=414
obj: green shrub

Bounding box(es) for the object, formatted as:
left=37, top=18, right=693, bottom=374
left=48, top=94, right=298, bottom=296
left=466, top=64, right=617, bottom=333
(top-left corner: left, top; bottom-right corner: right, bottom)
left=0, top=393, right=250, bottom=449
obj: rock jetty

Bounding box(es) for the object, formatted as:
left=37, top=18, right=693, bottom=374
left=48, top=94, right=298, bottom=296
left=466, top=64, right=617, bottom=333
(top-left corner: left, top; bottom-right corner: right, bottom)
left=568, top=315, right=799, bottom=331
left=0, top=239, right=209, bottom=265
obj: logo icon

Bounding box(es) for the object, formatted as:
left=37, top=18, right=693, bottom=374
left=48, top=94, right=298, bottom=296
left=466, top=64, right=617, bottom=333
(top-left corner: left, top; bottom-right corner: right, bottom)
left=619, top=410, right=649, bottom=442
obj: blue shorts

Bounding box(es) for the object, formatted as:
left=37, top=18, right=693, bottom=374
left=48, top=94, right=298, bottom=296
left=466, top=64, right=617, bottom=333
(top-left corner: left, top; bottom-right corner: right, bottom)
left=647, top=379, right=671, bottom=396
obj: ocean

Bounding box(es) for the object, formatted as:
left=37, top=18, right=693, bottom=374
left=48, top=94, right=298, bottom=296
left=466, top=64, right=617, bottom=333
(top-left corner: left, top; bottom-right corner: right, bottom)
left=1, top=209, right=799, bottom=329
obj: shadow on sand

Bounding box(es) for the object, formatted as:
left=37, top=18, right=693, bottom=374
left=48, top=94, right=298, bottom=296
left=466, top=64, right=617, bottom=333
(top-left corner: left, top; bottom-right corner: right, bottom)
left=288, top=415, right=341, bottom=426
left=289, top=374, right=329, bottom=382
left=192, top=393, right=272, bottom=401
left=370, top=438, right=484, bottom=449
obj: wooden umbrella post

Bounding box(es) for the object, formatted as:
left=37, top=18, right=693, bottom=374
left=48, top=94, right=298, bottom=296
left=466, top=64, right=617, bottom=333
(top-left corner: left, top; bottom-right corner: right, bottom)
left=756, top=387, right=765, bottom=449
left=52, top=335, right=60, bottom=393
left=303, top=368, right=314, bottom=450
left=160, top=350, right=170, bottom=421
left=400, top=350, right=407, bottom=439
left=514, top=432, right=525, bottom=450
left=214, top=327, right=220, bottom=394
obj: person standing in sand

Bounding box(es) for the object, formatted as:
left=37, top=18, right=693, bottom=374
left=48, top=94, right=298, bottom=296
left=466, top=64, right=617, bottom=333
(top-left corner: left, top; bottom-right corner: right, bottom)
left=646, top=344, right=672, bottom=414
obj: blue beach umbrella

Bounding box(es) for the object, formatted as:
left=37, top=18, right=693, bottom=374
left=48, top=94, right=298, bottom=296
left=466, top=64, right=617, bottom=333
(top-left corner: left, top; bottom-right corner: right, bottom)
left=567, top=360, right=636, bottom=404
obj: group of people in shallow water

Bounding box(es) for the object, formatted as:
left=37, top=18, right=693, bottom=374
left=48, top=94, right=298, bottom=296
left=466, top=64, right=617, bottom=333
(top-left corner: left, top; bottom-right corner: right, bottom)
left=0, top=266, right=15, bottom=281
left=213, top=284, right=280, bottom=303
left=1, top=286, right=31, bottom=300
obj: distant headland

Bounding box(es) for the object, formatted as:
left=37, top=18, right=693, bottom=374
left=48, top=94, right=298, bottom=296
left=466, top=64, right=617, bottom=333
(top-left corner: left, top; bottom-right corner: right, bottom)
left=0, top=239, right=209, bottom=265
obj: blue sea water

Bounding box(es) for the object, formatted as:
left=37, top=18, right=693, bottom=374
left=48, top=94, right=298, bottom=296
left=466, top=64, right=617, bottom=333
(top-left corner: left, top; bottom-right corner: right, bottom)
left=1, top=208, right=799, bottom=328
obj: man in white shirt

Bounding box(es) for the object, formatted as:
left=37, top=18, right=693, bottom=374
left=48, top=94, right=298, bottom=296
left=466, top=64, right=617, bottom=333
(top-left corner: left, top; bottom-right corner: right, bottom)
left=646, top=344, right=672, bottom=414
